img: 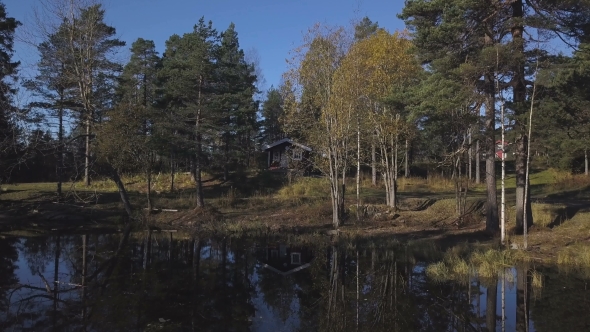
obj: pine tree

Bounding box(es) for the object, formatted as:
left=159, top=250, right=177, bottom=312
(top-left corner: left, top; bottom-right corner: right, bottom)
left=401, top=0, right=590, bottom=234
left=57, top=4, right=124, bottom=186
left=102, top=38, right=161, bottom=211
left=0, top=2, right=21, bottom=183
left=24, top=27, right=77, bottom=198
left=261, top=87, right=284, bottom=144
left=215, top=23, right=258, bottom=178
left=354, top=16, right=378, bottom=41
left=160, top=19, right=217, bottom=208
left=401, top=0, right=503, bottom=232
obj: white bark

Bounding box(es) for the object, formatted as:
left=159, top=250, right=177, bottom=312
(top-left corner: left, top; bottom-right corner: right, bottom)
left=585, top=149, right=588, bottom=176
left=468, top=127, right=472, bottom=180
left=501, top=103, right=506, bottom=245
left=371, top=141, right=376, bottom=185
left=523, top=64, right=538, bottom=249
left=404, top=139, right=409, bottom=178
left=356, top=118, right=361, bottom=220
left=475, top=140, right=481, bottom=184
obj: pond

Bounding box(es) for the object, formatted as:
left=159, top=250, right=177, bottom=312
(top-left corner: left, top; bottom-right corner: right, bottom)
left=0, top=231, right=588, bottom=331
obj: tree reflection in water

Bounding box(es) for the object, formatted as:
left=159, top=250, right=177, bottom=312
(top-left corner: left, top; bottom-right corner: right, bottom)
left=0, top=233, right=588, bottom=331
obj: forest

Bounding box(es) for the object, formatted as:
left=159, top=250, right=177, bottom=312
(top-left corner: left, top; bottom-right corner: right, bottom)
left=0, top=0, right=589, bottom=246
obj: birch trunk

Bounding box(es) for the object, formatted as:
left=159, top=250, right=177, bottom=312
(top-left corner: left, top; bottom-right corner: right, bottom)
left=476, top=140, right=481, bottom=184
left=468, top=127, right=472, bottom=181
left=404, top=139, right=409, bottom=178
left=586, top=149, right=588, bottom=176
left=84, top=117, right=91, bottom=186
left=372, top=142, right=377, bottom=186
left=356, top=118, right=361, bottom=220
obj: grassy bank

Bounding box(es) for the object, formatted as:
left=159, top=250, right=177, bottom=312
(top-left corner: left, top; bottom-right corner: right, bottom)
left=0, top=168, right=589, bottom=268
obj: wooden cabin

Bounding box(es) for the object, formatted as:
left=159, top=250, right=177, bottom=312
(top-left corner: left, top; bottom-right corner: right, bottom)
left=264, top=138, right=312, bottom=171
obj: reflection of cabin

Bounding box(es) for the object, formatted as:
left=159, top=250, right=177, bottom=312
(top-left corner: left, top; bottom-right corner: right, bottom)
left=264, top=138, right=312, bottom=170
left=260, top=243, right=313, bottom=276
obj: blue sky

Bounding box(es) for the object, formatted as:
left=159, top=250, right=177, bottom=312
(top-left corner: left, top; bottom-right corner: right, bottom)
left=9, top=0, right=406, bottom=95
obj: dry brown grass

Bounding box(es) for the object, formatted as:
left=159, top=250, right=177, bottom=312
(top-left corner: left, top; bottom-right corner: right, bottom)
left=507, top=209, right=590, bottom=273
left=532, top=203, right=567, bottom=227
left=547, top=169, right=590, bottom=193
left=277, top=177, right=330, bottom=197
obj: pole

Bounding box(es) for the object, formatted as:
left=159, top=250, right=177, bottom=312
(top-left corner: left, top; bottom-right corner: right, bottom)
left=501, top=103, right=506, bottom=246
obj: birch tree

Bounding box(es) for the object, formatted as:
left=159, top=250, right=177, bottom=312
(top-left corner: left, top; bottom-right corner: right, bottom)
left=282, top=25, right=351, bottom=228
left=352, top=30, right=420, bottom=210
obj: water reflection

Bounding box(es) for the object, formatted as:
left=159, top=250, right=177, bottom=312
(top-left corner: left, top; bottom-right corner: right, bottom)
left=0, top=233, right=587, bottom=331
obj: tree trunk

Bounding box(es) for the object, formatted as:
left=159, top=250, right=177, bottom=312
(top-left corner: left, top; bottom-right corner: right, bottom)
left=81, top=234, right=87, bottom=322
left=143, top=230, right=152, bottom=270
left=146, top=158, right=152, bottom=212
left=404, top=139, right=409, bottom=178
left=330, top=177, right=343, bottom=228
left=170, top=155, right=175, bottom=192
left=109, top=166, right=133, bottom=218
left=515, top=136, right=533, bottom=233
left=586, top=149, right=588, bottom=176
left=501, top=271, right=506, bottom=332
left=516, top=264, right=530, bottom=332
left=371, top=142, right=377, bottom=186
left=57, top=103, right=64, bottom=199
left=501, top=103, right=507, bottom=245
left=394, top=134, right=398, bottom=210
left=392, top=178, right=397, bottom=211
left=52, top=235, right=60, bottom=330
left=468, top=127, right=472, bottom=181
left=356, top=119, right=361, bottom=221
left=486, top=279, right=497, bottom=332
left=512, top=0, right=533, bottom=234
left=84, top=117, right=91, bottom=186
left=195, top=75, right=205, bottom=208
left=485, top=84, right=499, bottom=233
left=223, top=136, right=229, bottom=182
left=476, top=140, right=481, bottom=184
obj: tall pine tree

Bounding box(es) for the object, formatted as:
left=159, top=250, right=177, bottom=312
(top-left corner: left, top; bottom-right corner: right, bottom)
left=0, top=2, right=21, bottom=183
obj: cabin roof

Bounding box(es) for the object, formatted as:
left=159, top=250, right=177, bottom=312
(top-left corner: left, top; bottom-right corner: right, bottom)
left=262, top=263, right=311, bottom=276
left=264, top=138, right=312, bottom=152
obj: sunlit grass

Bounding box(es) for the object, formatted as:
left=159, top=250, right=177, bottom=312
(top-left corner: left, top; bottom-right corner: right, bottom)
left=277, top=177, right=330, bottom=197
left=557, top=245, right=590, bottom=267
left=426, top=246, right=529, bottom=283
left=532, top=203, right=566, bottom=227
left=531, top=270, right=543, bottom=289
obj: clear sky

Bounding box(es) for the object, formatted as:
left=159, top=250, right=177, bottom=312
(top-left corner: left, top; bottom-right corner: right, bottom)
left=8, top=0, right=406, bottom=96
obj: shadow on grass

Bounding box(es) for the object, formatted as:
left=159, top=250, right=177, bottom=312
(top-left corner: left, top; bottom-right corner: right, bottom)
left=545, top=185, right=590, bottom=200
left=547, top=202, right=590, bottom=229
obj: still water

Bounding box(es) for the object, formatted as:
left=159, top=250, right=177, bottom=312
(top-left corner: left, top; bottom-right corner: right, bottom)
left=0, top=232, right=588, bottom=331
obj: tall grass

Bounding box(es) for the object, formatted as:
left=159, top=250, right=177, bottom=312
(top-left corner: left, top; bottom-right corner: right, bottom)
left=532, top=203, right=566, bottom=227
left=277, top=177, right=330, bottom=197
left=557, top=245, right=590, bottom=268
left=426, top=247, right=524, bottom=282
left=548, top=169, right=590, bottom=193
left=77, top=172, right=202, bottom=193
